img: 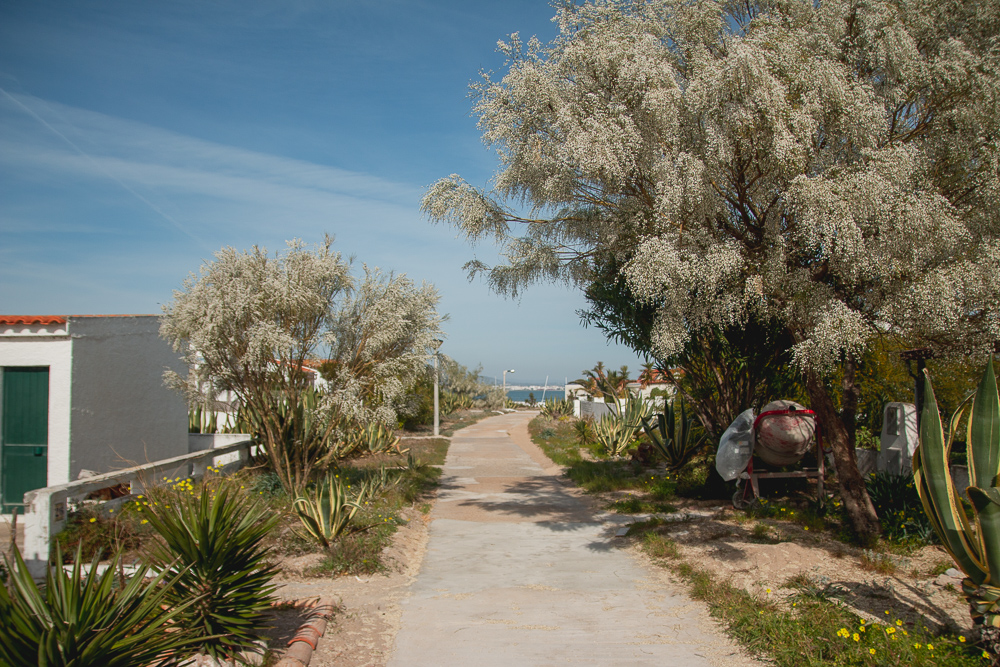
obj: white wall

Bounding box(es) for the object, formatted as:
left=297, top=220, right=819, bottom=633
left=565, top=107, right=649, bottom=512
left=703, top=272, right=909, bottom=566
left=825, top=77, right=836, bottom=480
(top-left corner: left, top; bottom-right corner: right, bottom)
left=0, top=337, right=73, bottom=486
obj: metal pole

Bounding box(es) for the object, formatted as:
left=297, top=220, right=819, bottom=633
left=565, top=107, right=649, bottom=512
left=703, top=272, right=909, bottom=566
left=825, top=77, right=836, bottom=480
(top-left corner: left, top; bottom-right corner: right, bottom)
left=433, top=351, right=440, bottom=437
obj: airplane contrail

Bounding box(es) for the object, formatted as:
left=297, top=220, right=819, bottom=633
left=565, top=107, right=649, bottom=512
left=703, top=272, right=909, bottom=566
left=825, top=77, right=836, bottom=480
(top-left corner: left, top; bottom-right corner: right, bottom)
left=0, top=86, right=208, bottom=248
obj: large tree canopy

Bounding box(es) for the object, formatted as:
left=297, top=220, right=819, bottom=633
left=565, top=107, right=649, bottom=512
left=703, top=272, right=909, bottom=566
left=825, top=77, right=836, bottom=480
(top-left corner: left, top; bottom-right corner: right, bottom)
left=423, top=0, right=1000, bottom=537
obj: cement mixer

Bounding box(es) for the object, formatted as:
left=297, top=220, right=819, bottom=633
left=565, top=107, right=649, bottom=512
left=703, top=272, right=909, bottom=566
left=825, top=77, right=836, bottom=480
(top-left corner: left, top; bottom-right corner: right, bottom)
left=725, top=400, right=826, bottom=509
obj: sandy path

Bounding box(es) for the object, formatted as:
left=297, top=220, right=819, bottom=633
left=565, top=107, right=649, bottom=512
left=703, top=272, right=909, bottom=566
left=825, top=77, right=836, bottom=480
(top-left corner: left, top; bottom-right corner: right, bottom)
left=386, top=412, right=759, bottom=667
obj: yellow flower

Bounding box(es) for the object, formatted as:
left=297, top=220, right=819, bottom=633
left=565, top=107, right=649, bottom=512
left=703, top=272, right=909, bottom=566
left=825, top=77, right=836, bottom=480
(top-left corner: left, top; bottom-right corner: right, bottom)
left=914, top=643, right=921, bottom=649
left=886, top=628, right=896, bottom=635
left=89, top=517, right=96, bottom=523
left=869, top=648, right=875, bottom=655
left=804, top=526, right=809, bottom=530
left=927, top=644, right=933, bottom=650
left=896, top=620, right=902, bottom=626
left=852, top=633, right=859, bottom=642
left=141, top=519, right=148, bottom=524
left=960, top=636, right=966, bottom=643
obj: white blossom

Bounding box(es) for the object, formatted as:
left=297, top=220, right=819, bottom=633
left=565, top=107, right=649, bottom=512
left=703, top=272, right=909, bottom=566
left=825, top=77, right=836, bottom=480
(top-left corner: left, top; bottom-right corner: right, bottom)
left=423, top=0, right=1000, bottom=372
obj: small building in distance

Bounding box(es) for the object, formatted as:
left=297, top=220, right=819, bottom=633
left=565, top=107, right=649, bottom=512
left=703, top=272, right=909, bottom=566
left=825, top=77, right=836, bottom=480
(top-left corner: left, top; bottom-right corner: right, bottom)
left=0, top=315, right=187, bottom=512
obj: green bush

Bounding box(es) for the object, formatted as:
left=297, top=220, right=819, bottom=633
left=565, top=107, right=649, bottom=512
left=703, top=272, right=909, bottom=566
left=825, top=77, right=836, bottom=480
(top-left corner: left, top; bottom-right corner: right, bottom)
left=865, top=471, right=936, bottom=544
left=145, top=480, right=279, bottom=661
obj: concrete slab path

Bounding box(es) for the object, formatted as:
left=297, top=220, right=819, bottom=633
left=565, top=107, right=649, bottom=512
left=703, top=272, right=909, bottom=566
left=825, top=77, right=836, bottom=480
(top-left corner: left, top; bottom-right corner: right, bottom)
left=388, top=412, right=756, bottom=667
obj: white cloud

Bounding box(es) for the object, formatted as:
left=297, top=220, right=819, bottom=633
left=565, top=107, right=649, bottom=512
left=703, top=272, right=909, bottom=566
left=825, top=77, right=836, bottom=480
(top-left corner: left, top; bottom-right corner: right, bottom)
left=0, top=91, right=426, bottom=244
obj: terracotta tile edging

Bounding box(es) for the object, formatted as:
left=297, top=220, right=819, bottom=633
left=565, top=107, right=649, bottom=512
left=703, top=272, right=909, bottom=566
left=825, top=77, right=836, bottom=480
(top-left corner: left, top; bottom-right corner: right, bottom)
left=273, top=598, right=336, bottom=667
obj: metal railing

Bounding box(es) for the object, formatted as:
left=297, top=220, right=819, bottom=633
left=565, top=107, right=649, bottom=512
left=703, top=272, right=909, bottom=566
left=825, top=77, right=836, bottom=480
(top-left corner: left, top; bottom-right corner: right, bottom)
left=20, top=439, right=257, bottom=578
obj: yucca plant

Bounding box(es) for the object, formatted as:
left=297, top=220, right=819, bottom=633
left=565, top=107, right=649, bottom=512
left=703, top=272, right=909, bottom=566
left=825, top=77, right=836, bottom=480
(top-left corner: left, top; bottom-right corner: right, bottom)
left=293, top=473, right=364, bottom=551
left=574, top=417, right=596, bottom=448
left=144, top=481, right=279, bottom=662
left=914, top=359, right=1000, bottom=644
left=640, top=398, right=707, bottom=471
left=0, top=543, right=203, bottom=667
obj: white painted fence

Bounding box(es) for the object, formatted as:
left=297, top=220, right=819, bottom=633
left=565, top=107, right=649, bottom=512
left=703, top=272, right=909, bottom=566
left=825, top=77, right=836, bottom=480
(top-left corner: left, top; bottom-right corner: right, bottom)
left=20, top=437, right=257, bottom=578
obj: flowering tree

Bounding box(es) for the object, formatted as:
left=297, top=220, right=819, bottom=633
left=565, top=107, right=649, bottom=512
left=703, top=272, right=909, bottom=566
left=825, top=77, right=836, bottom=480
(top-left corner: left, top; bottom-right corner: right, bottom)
left=161, top=238, right=443, bottom=493
left=422, top=0, right=1000, bottom=537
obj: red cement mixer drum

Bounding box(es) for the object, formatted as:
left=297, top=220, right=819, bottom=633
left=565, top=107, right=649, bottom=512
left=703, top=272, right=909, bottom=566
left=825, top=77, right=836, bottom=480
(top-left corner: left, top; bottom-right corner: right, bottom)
left=754, top=400, right=816, bottom=467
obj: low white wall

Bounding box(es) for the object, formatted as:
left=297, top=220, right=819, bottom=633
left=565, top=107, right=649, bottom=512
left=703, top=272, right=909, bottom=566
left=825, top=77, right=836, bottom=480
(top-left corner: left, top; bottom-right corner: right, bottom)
left=189, top=432, right=254, bottom=466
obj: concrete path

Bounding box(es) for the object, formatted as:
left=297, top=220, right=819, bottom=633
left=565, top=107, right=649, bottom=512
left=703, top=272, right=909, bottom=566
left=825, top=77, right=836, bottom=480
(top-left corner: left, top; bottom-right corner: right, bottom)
left=388, top=412, right=753, bottom=667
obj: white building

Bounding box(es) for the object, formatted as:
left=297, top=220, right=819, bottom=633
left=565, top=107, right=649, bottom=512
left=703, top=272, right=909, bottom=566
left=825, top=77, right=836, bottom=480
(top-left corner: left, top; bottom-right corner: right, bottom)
left=0, top=315, right=188, bottom=513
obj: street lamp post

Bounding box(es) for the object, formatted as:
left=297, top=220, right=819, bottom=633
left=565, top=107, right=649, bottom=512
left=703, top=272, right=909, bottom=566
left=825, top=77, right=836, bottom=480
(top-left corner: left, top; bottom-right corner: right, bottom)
left=502, top=369, right=515, bottom=406
left=432, top=339, right=443, bottom=436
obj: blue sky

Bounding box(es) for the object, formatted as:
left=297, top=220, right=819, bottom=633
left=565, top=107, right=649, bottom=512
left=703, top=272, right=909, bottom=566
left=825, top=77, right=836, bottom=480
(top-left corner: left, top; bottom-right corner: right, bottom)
left=0, top=0, right=645, bottom=386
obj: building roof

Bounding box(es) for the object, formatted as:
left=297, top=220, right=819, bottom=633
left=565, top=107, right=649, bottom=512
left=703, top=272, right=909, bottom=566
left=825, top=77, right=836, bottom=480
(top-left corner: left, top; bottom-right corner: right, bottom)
left=0, top=315, right=67, bottom=326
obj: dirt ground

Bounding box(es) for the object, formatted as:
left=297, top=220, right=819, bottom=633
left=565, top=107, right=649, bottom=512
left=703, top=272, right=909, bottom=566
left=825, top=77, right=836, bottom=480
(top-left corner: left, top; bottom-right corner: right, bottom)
left=270, top=504, right=432, bottom=667
left=616, top=496, right=972, bottom=636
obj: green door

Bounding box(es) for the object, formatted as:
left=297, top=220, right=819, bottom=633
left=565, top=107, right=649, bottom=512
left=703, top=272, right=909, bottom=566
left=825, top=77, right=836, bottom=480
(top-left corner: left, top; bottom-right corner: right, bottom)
left=2, top=367, right=49, bottom=512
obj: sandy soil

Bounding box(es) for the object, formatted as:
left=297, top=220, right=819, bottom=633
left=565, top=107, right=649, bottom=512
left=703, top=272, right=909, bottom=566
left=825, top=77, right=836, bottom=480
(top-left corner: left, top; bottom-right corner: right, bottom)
left=614, top=496, right=972, bottom=636
left=270, top=504, right=432, bottom=667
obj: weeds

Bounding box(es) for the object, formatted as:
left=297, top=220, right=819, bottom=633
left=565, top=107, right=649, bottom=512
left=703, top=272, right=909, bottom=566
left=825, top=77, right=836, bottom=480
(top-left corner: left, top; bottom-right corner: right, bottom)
left=637, top=531, right=982, bottom=666
left=642, top=532, right=680, bottom=559
left=750, top=522, right=781, bottom=544
left=860, top=549, right=910, bottom=576
left=529, top=415, right=587, bottom=465
left=607, top=494, right=678, bottom=514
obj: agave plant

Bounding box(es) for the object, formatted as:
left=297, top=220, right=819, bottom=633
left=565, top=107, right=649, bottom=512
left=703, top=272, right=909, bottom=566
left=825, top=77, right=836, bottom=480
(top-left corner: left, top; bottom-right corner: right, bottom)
left=0, top=543, right=203, bottom=667
left=359, top=421, right=403, bottom=454
left=594, top=414, right=635, bottom=457
left=293, top=472, right=364, bottom=551
left=145, top=480, right=279, bottom=661
left=640, top=398, right=707, bottom=471
left=618, top=394, right=654, bottom=433
left=540, top=398, right=574, bottom=419
left=914, top=359, right=1000, bottom=638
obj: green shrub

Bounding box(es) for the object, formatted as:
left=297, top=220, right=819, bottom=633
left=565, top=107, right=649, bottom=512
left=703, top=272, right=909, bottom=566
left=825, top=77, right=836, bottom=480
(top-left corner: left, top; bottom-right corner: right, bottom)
left=865, top=471, right=936, bottom=544
left=145, top=480, right=279, bottom=661
left=0, top=544, right=203, bottom=667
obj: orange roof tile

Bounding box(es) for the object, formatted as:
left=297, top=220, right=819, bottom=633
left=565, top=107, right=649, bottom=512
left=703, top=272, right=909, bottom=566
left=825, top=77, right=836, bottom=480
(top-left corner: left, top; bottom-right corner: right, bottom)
left=0, top=315, right=67, bottom=326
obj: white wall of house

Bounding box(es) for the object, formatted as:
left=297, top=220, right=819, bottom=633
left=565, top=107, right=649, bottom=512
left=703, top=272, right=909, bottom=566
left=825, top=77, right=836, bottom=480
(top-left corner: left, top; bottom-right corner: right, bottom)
left=0, top=333, right=73, bottom=486
left=0, top=315, right=189, bottom=512
left=68, top=316, right=188, bottom=478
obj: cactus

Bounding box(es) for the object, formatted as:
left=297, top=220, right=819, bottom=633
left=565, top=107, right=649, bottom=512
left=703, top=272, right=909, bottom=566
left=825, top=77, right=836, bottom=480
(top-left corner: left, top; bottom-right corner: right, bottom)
left=914, top=359, right=1000, bottom=633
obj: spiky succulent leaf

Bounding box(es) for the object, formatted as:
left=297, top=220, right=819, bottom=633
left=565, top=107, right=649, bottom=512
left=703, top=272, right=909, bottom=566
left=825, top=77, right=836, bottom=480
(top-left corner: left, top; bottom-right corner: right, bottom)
left=641, top=399, right=706, bottom=471
left=914, top=371, right=985, bottom=583
left=145, top=480, right=278, bottom=660
left=293, top=473, right=362, bottom=550
left=0, top=543, right=204, bottom=667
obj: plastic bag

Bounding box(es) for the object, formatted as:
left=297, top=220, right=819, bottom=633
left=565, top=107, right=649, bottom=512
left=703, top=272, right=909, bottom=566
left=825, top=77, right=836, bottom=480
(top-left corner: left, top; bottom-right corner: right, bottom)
left=716, top=408, right=755, bottom=481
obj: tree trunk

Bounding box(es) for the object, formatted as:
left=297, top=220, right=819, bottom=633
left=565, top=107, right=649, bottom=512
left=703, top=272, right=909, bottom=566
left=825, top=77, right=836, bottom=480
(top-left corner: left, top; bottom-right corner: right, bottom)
left=804, top=370, right=881, bottom=540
